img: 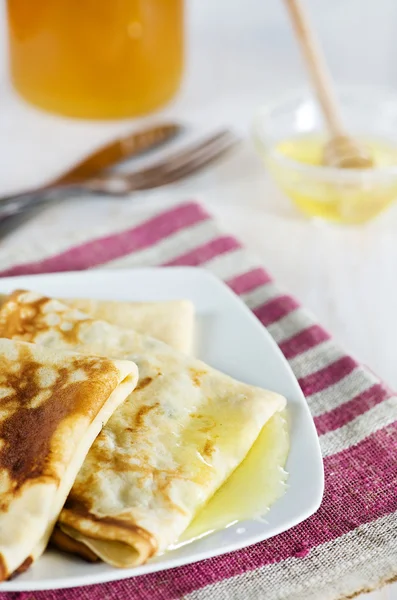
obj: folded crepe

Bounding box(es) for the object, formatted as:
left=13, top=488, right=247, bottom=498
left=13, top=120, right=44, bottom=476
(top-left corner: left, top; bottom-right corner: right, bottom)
left=0, top=291, right=286, bottom=568
left=0, top=295, right=194, bottom=353
left=0, top=337, right=138, bottom=580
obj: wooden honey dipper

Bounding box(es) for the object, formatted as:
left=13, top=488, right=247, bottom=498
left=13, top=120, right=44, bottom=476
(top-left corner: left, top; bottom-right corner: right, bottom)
left=284, top=0, right=374, bottom=169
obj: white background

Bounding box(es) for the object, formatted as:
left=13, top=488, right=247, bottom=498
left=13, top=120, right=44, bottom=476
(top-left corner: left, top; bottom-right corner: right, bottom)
left=0, top=2, right=396, bottom=598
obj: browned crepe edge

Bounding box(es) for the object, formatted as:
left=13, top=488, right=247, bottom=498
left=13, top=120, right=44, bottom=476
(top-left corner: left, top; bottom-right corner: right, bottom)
left=56, top=504, right=158, bottom=567
left=51, top=527, right=99, bottom=563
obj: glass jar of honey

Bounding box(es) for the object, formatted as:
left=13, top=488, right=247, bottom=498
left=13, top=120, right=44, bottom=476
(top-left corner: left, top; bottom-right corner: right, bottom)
left=6, top=0, right=184, bottom=119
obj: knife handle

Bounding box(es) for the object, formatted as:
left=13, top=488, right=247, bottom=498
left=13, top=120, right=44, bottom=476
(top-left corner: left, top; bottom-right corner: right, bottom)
left=53, top=123, right=181, bottom=184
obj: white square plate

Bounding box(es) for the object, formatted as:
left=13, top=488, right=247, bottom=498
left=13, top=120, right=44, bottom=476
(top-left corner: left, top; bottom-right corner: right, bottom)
left=0, top=267, right=324, bottom=591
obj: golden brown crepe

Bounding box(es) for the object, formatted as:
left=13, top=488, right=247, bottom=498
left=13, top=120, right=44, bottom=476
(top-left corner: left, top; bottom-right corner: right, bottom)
left=60, top=298, right=195, bottom=353
left=0, top=295, right=194, bottom=353
left=0, top=337, right=138, bottom=580
left=0, top=290, right=286, bottom=568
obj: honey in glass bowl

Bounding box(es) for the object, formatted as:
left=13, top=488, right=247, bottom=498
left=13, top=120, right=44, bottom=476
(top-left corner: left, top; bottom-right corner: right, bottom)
left=6, top=0, right=184, bottom=119
left=254, top=88, right=397, bottom=225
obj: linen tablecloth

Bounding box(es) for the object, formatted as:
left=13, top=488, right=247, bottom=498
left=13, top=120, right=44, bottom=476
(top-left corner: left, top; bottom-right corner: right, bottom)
left=0, top=200, right=396, bottom=600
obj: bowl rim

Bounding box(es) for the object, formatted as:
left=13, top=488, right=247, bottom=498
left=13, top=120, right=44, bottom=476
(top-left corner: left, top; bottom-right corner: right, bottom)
left=253, top=84, right=397, bottom=182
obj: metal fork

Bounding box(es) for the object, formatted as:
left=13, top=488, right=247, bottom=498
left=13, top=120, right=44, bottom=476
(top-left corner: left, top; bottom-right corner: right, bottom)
left=0, top=130, right=238, bottom=222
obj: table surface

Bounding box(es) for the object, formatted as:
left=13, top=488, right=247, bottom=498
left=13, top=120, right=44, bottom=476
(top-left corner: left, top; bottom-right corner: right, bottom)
left=0, top=1, right=396, bottom=598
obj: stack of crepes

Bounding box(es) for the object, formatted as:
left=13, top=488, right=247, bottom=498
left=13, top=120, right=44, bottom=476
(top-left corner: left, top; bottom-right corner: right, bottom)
left=0, top=289, right=287, bottom=579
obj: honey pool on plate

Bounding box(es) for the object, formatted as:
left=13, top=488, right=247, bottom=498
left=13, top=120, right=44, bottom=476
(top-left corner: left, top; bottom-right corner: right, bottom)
left=267, top=134, right=397, bottom=224
left=173, top=410, right=289, bottom=548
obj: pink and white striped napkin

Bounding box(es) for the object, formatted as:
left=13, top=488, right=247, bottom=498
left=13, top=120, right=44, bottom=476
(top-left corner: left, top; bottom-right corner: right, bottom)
left=1, top=201, right=396, bottom=600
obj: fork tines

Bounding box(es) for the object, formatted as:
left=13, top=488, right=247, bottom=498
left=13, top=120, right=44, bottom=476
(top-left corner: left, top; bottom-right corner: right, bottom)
left=93, top=130, right=239, bottom=194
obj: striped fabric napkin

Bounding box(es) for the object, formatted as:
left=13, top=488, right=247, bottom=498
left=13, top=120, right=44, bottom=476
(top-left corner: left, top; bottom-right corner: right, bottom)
left=0, top=201, right=396, bottom=600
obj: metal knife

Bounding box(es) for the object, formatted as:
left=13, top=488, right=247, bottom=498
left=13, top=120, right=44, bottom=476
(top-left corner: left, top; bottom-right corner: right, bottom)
left=0, top=123, right=182, bottom=205
left=51, top=122, right=182, bottom=185
left=0, top=122, right=181, bottom=238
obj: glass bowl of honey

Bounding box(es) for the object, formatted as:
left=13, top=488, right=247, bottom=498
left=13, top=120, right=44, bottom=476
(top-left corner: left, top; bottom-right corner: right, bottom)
left=254, top=87, right=397, bottom=224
